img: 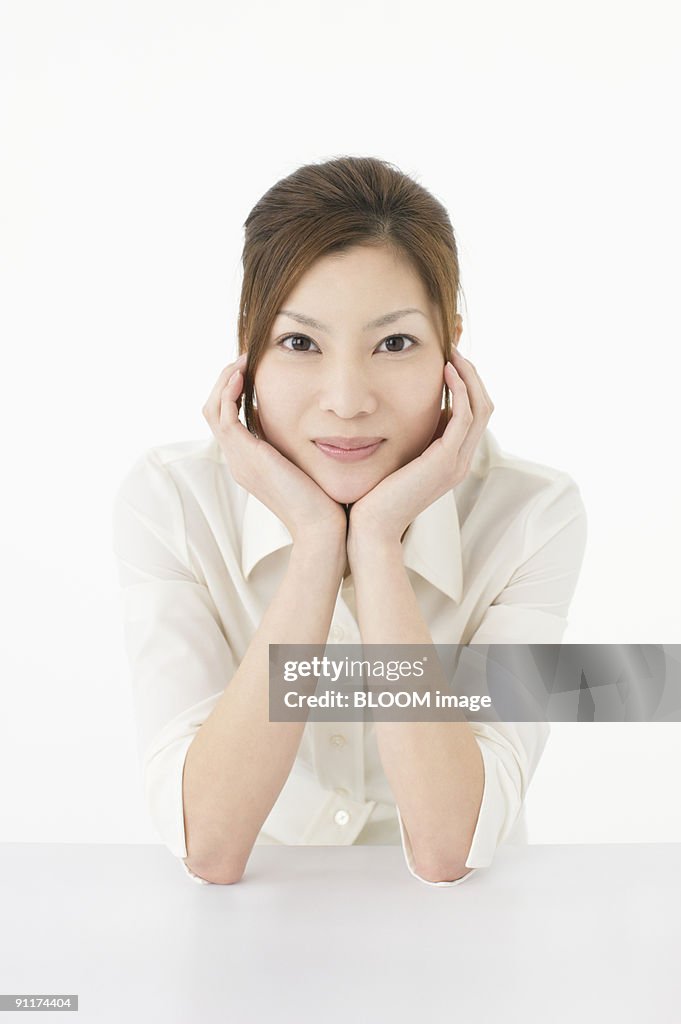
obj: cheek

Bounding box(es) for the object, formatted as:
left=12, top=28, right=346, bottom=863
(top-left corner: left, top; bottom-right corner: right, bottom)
left=394, top=390, right=443, bottom=459
left=403, top=368, right=444, bottom=405
left=404, top=385, right=444, bottom=431
left=254, top=372, right=285, bottom=419
left=254, top=386, right=307, bottom=454
left=255, top=364, right=299, bottom=405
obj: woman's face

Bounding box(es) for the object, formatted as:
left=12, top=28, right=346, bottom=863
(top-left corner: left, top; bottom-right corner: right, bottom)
left=254, top=244, right=454, bottom=505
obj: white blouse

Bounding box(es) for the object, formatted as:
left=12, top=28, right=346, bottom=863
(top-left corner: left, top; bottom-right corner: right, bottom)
left=112, top=427, right=587, bottom=887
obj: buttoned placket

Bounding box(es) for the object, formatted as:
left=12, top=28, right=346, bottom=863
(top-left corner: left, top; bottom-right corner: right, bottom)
left=300, top=584, right=376, bottom=844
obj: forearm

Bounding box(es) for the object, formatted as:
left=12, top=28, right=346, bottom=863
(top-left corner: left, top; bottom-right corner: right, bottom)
left=182, top=530, right=346, bottom=883
left=349, top=529, right=484, bottom=882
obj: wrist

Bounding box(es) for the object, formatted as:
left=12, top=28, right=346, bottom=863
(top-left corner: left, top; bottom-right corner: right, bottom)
left=347, top=507, right=405, bottom=548
left=292, top=527, right=347, bottom=574
left=347, top=521, right=404, bottom=568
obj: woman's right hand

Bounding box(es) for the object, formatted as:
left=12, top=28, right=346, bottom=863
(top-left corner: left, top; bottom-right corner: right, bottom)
left=202, top=354, right=348, bottom=545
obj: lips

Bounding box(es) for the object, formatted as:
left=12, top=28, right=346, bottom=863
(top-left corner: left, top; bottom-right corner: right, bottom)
left=313, top=436, right=384, bottom=450
left=313, top=439, right=384, bottom=462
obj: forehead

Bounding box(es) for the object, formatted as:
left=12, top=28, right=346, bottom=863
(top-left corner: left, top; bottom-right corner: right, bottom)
left=293, top=244, right=426, bottom=290
left=276, top=245, right=439, bottom=325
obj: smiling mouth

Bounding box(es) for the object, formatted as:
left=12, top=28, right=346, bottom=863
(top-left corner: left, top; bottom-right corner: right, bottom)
left=313, top=439, right=385, bottom=462
left=313, top=437, right=385, bottom=450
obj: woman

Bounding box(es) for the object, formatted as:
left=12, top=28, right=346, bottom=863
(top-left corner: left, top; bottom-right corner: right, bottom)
left=112, top=156, right=587, bottom=887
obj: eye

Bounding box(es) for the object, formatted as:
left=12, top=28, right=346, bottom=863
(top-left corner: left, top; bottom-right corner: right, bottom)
left=278, top=334, right=321, bottom=353
left=376, top=334, right=419, bottom=354
left=277, top=333, right=419, bottom=354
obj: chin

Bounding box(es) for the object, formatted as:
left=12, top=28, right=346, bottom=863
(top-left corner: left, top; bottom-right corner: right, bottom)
left=320, top=485, right=368, bottom=505
left=316, top=476, right=377, bottom=505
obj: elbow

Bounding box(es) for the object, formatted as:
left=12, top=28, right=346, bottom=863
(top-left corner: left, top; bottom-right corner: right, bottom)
left=184, top=855, right=247, bottom=885
left=411, top=837, right=474, bottom=884
left=183, top=829, right=251, bottom=884
left=183, top=819, right=253, bottom=885
left=413, top=859, right=473, bottom=883
left=203, top=865, right=247, bottom=886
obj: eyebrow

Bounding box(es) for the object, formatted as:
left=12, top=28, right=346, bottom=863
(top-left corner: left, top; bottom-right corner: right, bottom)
left=276, top=307, right=428, bottom=332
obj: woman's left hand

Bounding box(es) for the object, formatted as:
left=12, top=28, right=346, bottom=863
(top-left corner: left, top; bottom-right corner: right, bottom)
left=348, top=349, right=495, bottom=545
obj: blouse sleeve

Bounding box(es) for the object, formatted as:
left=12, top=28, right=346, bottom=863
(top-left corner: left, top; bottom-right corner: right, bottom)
left=112, top=449, right=237, bottom=885
left=398, top=473, right=588, bottom=887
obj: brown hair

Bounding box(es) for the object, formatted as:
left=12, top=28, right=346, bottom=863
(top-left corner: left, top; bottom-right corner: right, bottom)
left=237, top=155, right=465, bottom=437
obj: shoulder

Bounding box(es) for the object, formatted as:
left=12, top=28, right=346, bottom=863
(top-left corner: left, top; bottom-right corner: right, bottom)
left=112, top=437, right=242, bottom=574
left=138, top=436, right=226, bottom=472
left=112, top=436, right=248, bottom=557
left=478, top=429, right=584, bottom=507
left=113, top=436, right=240, bottom=539
left=115, top=437, right=230, bottom=495
left=470, top=430, right=587, bottom=555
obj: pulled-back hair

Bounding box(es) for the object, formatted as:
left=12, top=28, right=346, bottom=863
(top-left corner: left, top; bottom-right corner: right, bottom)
left=237, top=155, right=465, bottom=436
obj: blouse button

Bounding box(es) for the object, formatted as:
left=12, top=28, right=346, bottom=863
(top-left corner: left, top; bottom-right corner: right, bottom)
left=330, top=625, right=344, bottom=641
left=334, top=809, right=350, bottom=826
left=330, top=734, right=346, bottom=748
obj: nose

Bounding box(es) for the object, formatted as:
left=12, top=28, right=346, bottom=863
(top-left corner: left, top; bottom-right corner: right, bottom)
left=317, top=362, right=379, bottom=419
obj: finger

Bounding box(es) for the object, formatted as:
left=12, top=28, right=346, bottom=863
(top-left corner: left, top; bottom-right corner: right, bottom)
left=218, top=367, right=245, bottom=431
left=431, top=406, right=450, bottom=441
left=202, top=353, right=247, bottom=424
left=451, top=349, right=494, bottom=416
left=444, top=360, right=486, bottom=471
left=443, top=360, right=473, bottom=442
left=202, top=352, right=245, bottom=415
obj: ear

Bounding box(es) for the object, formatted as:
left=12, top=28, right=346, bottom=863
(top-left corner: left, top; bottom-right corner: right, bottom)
left=453, top=314, right=463, bottom=348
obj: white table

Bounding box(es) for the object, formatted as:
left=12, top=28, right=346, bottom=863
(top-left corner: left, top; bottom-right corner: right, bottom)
left=1, top=842, right=679, bottom=1023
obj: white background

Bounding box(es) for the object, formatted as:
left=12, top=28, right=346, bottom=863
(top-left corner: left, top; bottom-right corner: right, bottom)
left=1, top=0, right=679, bottom=850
